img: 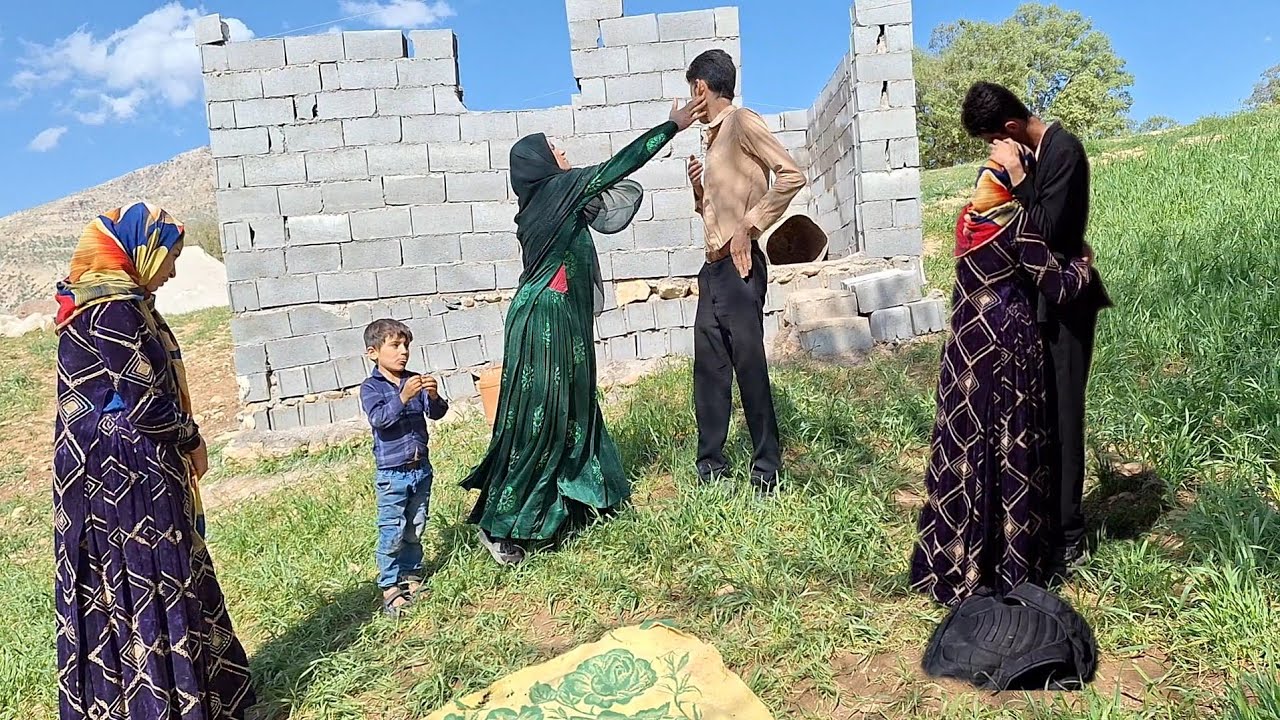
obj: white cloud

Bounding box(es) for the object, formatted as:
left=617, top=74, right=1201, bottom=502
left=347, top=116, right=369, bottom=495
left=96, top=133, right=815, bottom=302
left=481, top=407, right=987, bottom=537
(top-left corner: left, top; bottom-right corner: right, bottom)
left=339, top=0, right=455, bottom=29
left=11, top=3, right=253, bottom=125
left=28, top=126, right=67, bottom=152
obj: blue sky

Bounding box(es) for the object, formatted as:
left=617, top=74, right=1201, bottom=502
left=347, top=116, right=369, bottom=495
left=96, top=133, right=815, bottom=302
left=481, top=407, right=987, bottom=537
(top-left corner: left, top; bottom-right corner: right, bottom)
left=2, top=0, right=1277, bottom=216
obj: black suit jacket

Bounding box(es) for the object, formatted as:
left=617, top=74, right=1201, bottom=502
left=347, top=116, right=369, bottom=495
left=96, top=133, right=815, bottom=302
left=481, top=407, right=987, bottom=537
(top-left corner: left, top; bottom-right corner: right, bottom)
left=1012, top=123, right=1112, bottom=320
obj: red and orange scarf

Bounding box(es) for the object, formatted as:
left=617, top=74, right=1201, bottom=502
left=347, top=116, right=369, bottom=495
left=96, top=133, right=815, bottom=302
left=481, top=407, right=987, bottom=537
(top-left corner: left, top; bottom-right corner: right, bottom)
left=954, top=160, right=1024, bottom=257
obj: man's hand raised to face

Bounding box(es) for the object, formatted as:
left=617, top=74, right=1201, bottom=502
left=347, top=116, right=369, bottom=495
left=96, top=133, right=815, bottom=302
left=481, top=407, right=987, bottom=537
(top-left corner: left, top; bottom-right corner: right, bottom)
left=989, top=138, right=1027, bottom=186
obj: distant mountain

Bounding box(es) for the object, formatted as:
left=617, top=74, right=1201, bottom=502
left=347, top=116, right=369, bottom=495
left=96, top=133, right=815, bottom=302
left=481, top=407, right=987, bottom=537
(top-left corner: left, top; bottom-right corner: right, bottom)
left=0, top=148, right=217, bottom=315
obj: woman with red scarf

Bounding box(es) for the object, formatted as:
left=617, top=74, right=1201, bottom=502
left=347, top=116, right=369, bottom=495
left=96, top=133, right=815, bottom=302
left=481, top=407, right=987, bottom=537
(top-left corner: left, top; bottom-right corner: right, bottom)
left=910, top=158, right=1095, bottom=607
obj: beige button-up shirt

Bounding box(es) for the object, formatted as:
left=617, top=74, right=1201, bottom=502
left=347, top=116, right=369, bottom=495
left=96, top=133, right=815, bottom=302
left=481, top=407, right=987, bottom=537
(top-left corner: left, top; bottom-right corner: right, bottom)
left=695, top=105, right=807, bottom=256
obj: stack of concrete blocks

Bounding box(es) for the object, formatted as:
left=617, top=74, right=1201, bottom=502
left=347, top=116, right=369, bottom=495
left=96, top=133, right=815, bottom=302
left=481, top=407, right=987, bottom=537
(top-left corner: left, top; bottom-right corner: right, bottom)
left=196, top=0, right=928, bottom=432
left=781, top=269, right=944, bottom=356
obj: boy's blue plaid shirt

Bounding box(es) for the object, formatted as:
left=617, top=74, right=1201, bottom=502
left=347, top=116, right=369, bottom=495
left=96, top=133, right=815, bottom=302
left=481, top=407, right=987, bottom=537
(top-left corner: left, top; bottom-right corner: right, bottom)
left=359, top=366, right=450, bottom=470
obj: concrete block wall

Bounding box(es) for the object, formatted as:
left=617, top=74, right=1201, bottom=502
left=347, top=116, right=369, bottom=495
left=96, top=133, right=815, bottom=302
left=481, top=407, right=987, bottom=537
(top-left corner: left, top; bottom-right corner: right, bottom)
left=199, top=0, right=924, bottom=431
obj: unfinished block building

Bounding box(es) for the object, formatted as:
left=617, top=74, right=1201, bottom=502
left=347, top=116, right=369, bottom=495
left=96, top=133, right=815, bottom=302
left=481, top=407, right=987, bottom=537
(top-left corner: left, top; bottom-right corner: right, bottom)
left=196, top=0, right=930, bottom=431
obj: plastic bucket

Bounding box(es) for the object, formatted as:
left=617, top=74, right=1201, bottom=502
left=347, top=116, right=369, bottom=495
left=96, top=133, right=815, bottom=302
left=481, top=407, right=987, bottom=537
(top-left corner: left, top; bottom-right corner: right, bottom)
left=475, top=365, right=503, bottom=428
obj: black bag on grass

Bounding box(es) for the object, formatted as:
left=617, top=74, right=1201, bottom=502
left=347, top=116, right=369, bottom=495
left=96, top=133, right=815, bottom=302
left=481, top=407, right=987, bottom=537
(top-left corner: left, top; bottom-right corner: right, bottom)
left=921, top=583, right=1097, bottom=691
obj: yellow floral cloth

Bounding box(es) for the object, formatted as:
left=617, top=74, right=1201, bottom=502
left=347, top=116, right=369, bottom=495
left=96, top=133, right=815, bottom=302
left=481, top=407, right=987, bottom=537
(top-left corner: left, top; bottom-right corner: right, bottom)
left=427, top=623, right=773, bottom=720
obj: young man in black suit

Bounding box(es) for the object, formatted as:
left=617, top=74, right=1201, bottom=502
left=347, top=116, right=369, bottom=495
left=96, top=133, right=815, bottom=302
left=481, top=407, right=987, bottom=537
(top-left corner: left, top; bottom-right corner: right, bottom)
left=961, top=81, right=1112, bottom=581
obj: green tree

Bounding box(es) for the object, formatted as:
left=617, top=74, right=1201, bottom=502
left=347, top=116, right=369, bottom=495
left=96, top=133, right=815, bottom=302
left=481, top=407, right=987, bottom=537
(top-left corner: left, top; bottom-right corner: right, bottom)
left=1247, top=63, right=1280, bottom=108
left=1133, top=115, right=1179, bottom=133
left=914, top=3, right=1134, bottom=168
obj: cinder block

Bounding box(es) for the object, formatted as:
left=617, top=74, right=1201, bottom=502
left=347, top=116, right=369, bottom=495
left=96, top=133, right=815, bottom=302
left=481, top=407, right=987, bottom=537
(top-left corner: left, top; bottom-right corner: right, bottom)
left=428, top=142, right=491, bottom=172
left=859, top=168, right=920, bottom=202
left=224, top=249, right=285, bottom=281
left=261, top=65, right=322, bottom=97
left=658, top=10, right=716, bottom=41
left=624, top=302, right=656, bottom=332
left=406, top=315, right=446, bottom=344
left=566, top=0, right=623, bottom=21
left=661, top=70, right=688, bottom=98
left=287, top=215, right=352, bottom=246
left=491, top=140, right=519, bottom=172
left=714, top=7, right=740, bottom=36
left=201, top=45, right=229, bottom=72
left=633, top=219, right=689, bottom=250
left=397, top=57, right=458, bottom=87
left=278, top=185, right=322, bottom=215
left=669, top=248, right=704, bottom=276
left=869, top=306, right=914, bottom=342
left=630, top=158, right=687, bottom=190
left=862, top=227, right=923, bottom=257
left=595, top=309, right=626, bottom=339
left=285, top=245, right=340, bottom=275
left=556, top=133, right=612, bottom=163
left=799, top=317, right=874, bottom=355
left=459, top=233, right=519, bottom=263
left=606, top=73, right=663, bottom=104
left=495, top=260, right=522, bottom=288
left=283, top=121, right=343, bottom=152
left=336, top=356, right=370, bottom=388
left=630, top=101, right=675, bottom=131
left=426, top=342, right=457, bottom=371
left=318, top=272, right=378, bottom=302
left=436, top=264, right=497, bottom=294
left=230, top=310, right=291, bottom=345
left=296, top=94, right=317, bottom=122
left=858, top=107, right=916, bottom=142
left=607, top=335, right=637, bottom=361
left=841, top=268, right=921, bottom=311
left=242, top=154, right=306, bottom=186
left=229, top=282, right=260, bottom=312
left=684, top=38, right=739, bottom=66
left=267, top=333, right=330, bottom=369
left=302, top=399, right=334, bottom=426
left=233, top=344, right=268, bottom=376
left=670, top=326, right=694, bottom=356
left=861, top=200, right=893, bottom=230
left=336, top=60, right=398, bottom=89
left=331, top=395, right=362, bottom=421
left=207, top=102, right=235, bottom=130
left=858, top=140, right=890, bottom=173
left=343, top=30, right=406, bottom=60
left=342, top=116, right=402, bottom=145
left=305, top=149, right=368, bottom=182
left=247, top=217, right=286, bottom=249
left=574, top=105, right=631, bottom=134
left=325, top=327, right=368, bottom=356
left=894, top=198, right=922, bottom=228
left=888, top=78, right=916, bottom=107
left=854, top=0, right=912, bottom=26
left=217, top=186, right=279, bottom=220
left=611, top=251, right=668, bottom=280
left=316, top=90, right=377, bottom=119
left=600, top=13, right=659, bottom=46
left=575, top=77, right=608, bottom=106
left=204, top=72, right=263, bottom=102
left=227, top=39, right=285, bottom=71
left=340, top=238, right=402, bottom=272
left=366, top=144, right=430, bottom=176
left=275, top=367, right=309, bottom=398
left=320, top=62, right=340, bottom=90
left=384, top=175, right=445, bottom=205
left=460, top=112, right=518, bottom=141
left=908, top=298, right=946, bottom=335
left=285, top=34, right=345, bottom=64
left=411, top=204, right=474, bottom=235
left=652, top=298, right=683, bottom=329
left=258, top=275, right=319, bottom=307
left=403, top=114, right=461, bottom=142
left=307, top=362, right=342, bottom=393
left=350, top=208, right=412, bottom=241
left=452, top=336, right=487, bottom=368
left=626, top=42, right=686, bottom=74
left=571, top=47, right=629, bottom=78
left=320, top=179, right=383, bottom=213
left=376, top=266, right=437, bottom=298
left=446, top=172, right=508, bottom=202
left=591, top=225, right=634, bottom=254
left=267, top=404, right=302, bottom=431
left=679, top=296, right=700, bottom=326
left=471, top=202, right=518, bottom=233
left=210, top=127, right=269, bottom=158
left=638, top=330, right=669, bottom=359
left=854, top=52, right=913, bottom=84
left=515, top=108, right=575, bottom=138
left=889, top=137, right=919, bottom=169
left=569, top=19, right=601, bottom=50
left=433, top=86, right=466, bottom=114
left=195, top=14, right=229, bottom=45
left=783, top=289, right=859, bottom=326
left=408, top=29, right=456, bottom=59
left=443, top=372, right=477, bottom=401
left=375, top=87, right=435, bottom=116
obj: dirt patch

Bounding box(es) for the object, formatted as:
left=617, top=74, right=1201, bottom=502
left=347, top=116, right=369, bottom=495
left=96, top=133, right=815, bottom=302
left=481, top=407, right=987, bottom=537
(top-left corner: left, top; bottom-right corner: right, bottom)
left=201, top=468, right=314, bottom=512
left=1097, top=147, right=1148, bottom=166
left=1177, top=133, right=1226, bottom=147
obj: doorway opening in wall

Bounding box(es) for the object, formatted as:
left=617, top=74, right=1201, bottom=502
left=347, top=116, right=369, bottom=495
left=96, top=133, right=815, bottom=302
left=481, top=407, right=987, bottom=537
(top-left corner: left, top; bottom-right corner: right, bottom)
left=762, top=213, right=829, bottom=265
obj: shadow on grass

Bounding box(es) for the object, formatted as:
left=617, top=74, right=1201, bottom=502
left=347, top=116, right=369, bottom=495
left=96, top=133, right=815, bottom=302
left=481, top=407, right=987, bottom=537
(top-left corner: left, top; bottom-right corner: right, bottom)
left=1084, top=463, right=1170, bottom=543
left=247, top=583, right=381, bottom=720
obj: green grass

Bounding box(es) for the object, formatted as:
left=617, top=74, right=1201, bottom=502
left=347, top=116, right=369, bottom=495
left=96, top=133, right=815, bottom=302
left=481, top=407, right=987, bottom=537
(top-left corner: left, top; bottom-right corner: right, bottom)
left=3, top=109, right=1280, bottom=719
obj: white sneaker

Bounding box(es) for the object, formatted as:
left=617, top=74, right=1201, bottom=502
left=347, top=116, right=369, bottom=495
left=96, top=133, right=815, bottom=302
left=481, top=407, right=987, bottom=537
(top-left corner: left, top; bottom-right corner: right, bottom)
left=477, top=528, right=525, bottom=566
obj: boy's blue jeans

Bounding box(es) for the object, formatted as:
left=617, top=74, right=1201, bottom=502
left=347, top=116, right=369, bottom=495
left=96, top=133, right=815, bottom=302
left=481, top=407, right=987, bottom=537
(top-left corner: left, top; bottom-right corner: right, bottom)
left=374, top=463, right=433, bottom=589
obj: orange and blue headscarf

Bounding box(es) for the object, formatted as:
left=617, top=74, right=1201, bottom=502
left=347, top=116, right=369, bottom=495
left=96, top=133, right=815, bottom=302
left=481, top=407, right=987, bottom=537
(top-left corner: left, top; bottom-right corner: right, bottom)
left=954, top=159, right=1025, bottom=257
left=55, top=202, right=186, bottom=329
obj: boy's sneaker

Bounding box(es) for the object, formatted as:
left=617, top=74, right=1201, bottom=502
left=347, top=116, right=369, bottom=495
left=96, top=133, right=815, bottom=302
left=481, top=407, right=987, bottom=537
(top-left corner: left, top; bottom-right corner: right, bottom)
left=477, top=528, right=525, bottom=566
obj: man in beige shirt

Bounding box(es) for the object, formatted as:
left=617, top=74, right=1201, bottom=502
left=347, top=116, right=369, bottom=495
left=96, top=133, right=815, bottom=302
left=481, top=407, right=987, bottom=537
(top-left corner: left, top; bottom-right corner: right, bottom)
left=685, top=49, right=807, bottom=493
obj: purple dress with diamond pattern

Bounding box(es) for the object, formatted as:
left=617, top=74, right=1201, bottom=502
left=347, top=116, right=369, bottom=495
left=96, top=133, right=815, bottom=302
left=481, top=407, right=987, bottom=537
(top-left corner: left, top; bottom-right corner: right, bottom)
left=53, top=300, right=254, bottom=719
left=910, top=214, right=1092, bottom=607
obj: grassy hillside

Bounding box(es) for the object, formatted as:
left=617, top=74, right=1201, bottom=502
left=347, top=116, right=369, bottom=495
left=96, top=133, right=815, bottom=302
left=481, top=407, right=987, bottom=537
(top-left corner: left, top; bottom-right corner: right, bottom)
left=2, top=110, right=1279, bottom=719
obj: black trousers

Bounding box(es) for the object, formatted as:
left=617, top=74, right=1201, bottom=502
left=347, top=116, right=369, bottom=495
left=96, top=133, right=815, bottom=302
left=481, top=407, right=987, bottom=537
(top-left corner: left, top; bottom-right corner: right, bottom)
left=693, top=245, right=781, bottom=481
left=1042, top=308, right=1098, bottom=552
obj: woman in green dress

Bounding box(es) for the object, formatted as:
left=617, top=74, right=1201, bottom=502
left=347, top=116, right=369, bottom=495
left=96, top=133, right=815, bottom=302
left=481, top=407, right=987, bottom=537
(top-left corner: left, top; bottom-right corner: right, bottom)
left=464, top=99, right=700, bottom=565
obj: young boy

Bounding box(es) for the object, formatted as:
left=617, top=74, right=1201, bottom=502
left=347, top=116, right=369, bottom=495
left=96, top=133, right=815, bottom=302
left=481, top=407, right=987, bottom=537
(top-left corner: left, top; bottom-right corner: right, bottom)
left=358, top=318, right=449, bottom=617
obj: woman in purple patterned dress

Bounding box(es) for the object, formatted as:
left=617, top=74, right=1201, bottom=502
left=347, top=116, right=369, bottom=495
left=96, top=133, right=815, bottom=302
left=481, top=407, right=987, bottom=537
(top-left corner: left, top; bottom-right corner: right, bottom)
left=910, top=160, right=1094, bottom=607
left=52, top=204, right=254, bottom=719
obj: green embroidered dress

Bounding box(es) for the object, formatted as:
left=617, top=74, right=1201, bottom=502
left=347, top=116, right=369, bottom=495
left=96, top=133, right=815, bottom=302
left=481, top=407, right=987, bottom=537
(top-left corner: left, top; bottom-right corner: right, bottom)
left=462, top=121, right=678, bottom=541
